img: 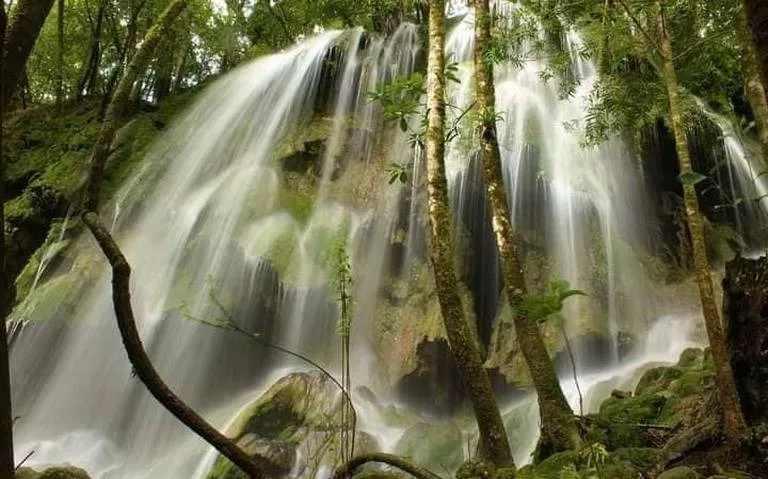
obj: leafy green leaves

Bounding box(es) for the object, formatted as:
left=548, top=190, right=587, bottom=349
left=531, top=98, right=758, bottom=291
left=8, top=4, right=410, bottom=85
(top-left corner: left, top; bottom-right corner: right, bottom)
left=515, top=279, right=587, bottom=323
left=678, top=171, right=708, bottom=185
left=387, top=162, right=409, bottom=185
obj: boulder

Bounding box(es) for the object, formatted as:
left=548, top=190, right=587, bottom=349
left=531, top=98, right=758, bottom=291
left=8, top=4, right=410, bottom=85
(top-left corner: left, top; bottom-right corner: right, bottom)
left=207, top=371, right=354, bottom=478
left=393, top=421, right=465, bottom=473
left=16, top=466, right=91, bottom=479
left=657, top=467, right=702, bottom=479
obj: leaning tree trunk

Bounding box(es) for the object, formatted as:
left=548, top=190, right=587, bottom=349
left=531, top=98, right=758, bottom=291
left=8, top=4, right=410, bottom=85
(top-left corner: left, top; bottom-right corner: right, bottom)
left=657, top=0, right=747, bottom=442
left=56, top=0, right=64, bottom=105
left=742, top=0, right=768, bottom=88
left=722, top=255, right=768, bottom=425
left=740, top=8, right=768, bottom=163
left=82, top=0, right=185, bottom=210
left=77, top=0, right=105, bottom=100
left=473, top=0, right=581, bottom=457
left=0, top=7, right=17, bottom=479
left=1, top=0, right=56, bottom=111
left=423, top=0, right=512, bottom=468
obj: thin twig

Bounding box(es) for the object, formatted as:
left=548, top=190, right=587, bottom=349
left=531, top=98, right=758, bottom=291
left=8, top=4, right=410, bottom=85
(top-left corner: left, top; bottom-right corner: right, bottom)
left=14, top=450, right=34, bottom=471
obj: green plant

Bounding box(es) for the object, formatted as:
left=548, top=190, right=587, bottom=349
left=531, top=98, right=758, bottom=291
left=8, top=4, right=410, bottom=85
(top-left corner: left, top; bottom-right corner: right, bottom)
left=516, top=279, right=588, bottom=415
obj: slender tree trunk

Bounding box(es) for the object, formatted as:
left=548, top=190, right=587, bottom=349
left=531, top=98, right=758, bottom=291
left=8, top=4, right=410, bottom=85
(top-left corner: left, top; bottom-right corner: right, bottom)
left=77, top=0, right=104, bottom=100
left=424, top=0, right=512, bottom=467
left=742, top=0, right=768, bottom=88
left=0, top=8, right=17, bottom=479
left=473, top=0, right=581, bottom=456
left=1, top=0, right=55, bottom=111
left=657, top=0, right=747, bottom=442
left=82, top=0, right=186, bottom=210
left=171, top=42, right=189, bottom=93
left=740, top=9, right=768, bottom=162
left=56, top=0, right=64, bottom=106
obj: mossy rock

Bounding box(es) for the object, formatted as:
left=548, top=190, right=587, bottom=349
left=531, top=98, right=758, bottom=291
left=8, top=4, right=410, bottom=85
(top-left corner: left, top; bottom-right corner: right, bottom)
left=635, top=366, right=685, bottom=396
left=456, top=460, right=494, bottom=479
left=678, top=348, right=705, bottom=368
left=207, top=371, right=351, bottom=478
left=16, top=466, right=91, bottom=479
left=595, top=393, right=667, bottom=448
left=393, top=421, right=465, bottom=474
left=657, top=467, right=702, bottom=479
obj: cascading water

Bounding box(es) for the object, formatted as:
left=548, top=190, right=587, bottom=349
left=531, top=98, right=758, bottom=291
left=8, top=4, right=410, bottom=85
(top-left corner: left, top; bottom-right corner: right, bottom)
left=7, top=7, right=718, bottom=479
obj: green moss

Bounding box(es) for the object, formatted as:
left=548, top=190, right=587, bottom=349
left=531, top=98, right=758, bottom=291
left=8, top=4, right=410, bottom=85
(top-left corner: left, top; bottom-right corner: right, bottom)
left=15, top=467, right=91, bottom=479
left=635, top=366, right=684, bottom=396
left=279, top=187, right=315, bottom=224
left=15, top=468, right=41, bottom=479
left=656, top=467, right=702, bottom=479
left=595, top=394, right=667, bottom=448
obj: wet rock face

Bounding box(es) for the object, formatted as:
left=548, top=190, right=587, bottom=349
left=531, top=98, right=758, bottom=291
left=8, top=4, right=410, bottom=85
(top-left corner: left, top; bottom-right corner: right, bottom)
left=281, top=139, right=327, bottom=176
left=722, top=255, right=768, bottom=423
left=395, top=338, right=465, bottom=414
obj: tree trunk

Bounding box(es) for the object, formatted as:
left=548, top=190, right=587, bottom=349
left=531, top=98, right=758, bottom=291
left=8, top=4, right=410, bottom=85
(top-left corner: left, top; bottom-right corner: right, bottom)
left=722, top=255, right=768, bottom=425
left=1, top=0, right=56, bottom=111
left=56, top=0, right=64, bottom=106
left=171, top=42, right=190, bottom=93
left=740, top=9, right=768, bottom=163
left=657, top=0, right=747, bottom=442
left=77, top=0, right=104, bottom=99
left=742, top=0, right=768, bottom=88
left=473, top=0, right=580, bottom=457
left=424, top=0, right=512, bottom=468
left=0, top=7, right=17, bottom=479
left=82, top=0, right=186, bottom=211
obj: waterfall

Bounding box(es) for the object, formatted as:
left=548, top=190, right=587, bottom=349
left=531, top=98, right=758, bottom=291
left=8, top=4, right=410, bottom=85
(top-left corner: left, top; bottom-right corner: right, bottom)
left=8, top=8, right=713, bottom=478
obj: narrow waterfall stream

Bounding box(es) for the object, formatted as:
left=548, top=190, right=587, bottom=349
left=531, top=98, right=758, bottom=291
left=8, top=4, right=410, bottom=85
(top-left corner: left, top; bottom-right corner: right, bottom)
left=7, top=7, right=764, bottom=479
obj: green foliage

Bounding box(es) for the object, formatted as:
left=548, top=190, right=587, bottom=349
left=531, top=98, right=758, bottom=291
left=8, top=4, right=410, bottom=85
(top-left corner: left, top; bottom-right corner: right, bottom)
left=387, top=162, right=409, bottom=185
left=325, top=237, right=353, bottom=337
left=515, top=279, right=587, bottom=324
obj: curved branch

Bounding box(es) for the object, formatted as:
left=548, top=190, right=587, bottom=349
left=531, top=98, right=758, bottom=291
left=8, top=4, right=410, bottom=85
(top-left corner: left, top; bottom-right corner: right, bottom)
left=182, top=301, right=358, bottom=442
left=332, top=453, right=442, bottom=479
left=82, top=212, right=272, bottom=479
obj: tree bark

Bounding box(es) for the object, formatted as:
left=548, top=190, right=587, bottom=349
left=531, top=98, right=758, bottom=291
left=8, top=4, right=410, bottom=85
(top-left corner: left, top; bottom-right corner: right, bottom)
left=722, top=255, right=768, bottom=424
left=473, top=0, right=581, bottom=457
left=56, top=0, right=64, bottom=106
left=82, top=0, right=186, bottom=211
left=0, top=7, right=17, bottom=479
left=657, top=0, right=747, bottom=442
left=740, top=8, right=768, bottom=163
left=333, top=453, right=442, bottom=479
left=1, top=0, right=56, bottom=111
left=424, top=0, right=512, bottom=468
left=77, top=0, right=104, bottom=100
left=742, top=0, right=768, bottom=88
left=81, top=213, right=272, bottom=478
